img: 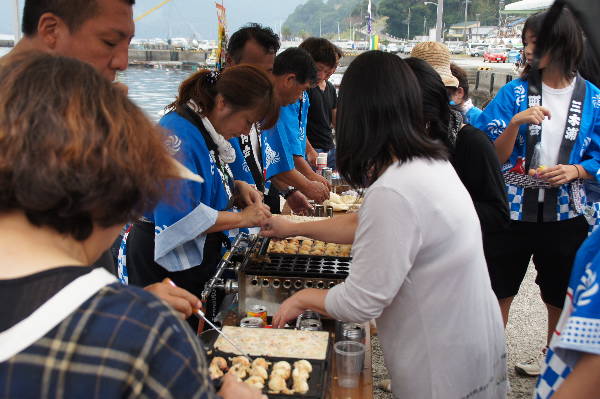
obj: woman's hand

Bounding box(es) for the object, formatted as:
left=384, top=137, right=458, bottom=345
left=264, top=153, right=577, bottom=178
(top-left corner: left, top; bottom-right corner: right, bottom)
left=272, top=291, right=311, bottom=329
left=538, top=164, right=580, bottom=186
left=144, top=278, right=202, bottom=320
left=234, top=181, right=263, bottom=207
left=239, top=202, right=271, bottom=227
left=510, top=106, right=552, bottom=127
left=218, top=373, right=267, bottom=399
left=260, top=216, right=296, bottom=238
left=272, top=289, right=329, bottom=329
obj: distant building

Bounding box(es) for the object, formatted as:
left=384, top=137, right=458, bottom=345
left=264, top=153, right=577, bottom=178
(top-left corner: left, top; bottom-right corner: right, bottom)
left=0, top=34, right=15, bottom=47
left=471, top=27, right=496, bottom=42
left=447, top=21, right=480, bottom=40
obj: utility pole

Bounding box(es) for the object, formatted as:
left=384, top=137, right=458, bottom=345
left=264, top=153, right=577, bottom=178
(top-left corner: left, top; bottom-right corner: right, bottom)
left=338, top=22, right=341, bottom=41
left=476, top=13, right=480, bottom=41
left=499, top=0, right=505, bottom=27
left=12, top=0, right=21, bottom=43
left=407, top=7, right=411, bottom=40
left=437, top=0, right=444, bottom=42
left=424, top=16, right=427, bottom=37
left=463, top=0, right=469, bottom=43
left=319, top=18, right=322, bottom=37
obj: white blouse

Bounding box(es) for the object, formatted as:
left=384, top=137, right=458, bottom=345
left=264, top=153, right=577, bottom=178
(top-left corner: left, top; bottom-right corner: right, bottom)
left=325, top=158, right=507, bottom=398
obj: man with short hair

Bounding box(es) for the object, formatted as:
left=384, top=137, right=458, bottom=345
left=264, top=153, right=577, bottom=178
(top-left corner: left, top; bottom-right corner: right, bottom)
left=3, top=0, right=200, bottom=320
left=261, top=48, right=327, bottom=203
left=225, top=22, right=278, bottom=73
left=300, top=37, right=341, bottom=170
left=8, top=0, right=133, bottom=81
left=0, top=2, right=265, bottom=398
left=225, top=24, right=329, bottom=211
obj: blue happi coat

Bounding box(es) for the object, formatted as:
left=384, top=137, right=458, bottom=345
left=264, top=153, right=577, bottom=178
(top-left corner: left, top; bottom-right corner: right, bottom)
left=228, top=99, right=306, bottom=190
left=535, top=227, right=600, bottom=398
left=474, top=78, right=600, bottom=228
left=285, top=92, right=310, bottom=159
left=228, top=136, right=255, bottom=185
left=144, top=111, right=233, bottom=272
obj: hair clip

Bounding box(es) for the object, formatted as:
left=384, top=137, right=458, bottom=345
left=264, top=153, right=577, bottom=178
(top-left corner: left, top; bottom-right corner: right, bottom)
left=204, top=70, right=220, bottom=87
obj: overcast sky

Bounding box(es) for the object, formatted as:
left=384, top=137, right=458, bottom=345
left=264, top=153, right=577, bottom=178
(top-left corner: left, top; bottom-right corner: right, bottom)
left=1, top=0, right=306, bottom=39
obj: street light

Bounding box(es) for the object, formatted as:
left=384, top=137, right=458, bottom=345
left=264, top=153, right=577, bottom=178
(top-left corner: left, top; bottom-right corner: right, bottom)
left=463, top=0, right=470, bottom=43
left=424, top=0, right=444, bottom=43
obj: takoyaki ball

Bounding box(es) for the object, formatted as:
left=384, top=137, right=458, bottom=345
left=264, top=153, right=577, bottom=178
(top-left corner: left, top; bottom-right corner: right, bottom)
left=268, top=375, right=287, bottom=393
left=245, top=376, right=265, bottom=390
left=273, top=361, right=291, bottom=371
left=248, top=365, right=268, bottom=380
left=293, top=377, right=310, bottom=394
left=294, top=359, right=313, bottom=373
left=210, top=356, right=227, bottom=370
left=251, top=357, right=271, bottom=370
left=230, top=356, right=251, bottom=368
left=270, top=368, right=289, bottom=380
left=228, top=363, right=248, bottom=380
left=292, top=368, right=309, bottom=380
left=209, top=364, right=224, bottom=380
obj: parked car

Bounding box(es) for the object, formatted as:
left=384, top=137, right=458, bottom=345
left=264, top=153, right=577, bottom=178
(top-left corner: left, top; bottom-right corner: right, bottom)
left=449, top=45, right=465, bottom=54
left=483, top=47, right=507, bottom=63
left=403, top=43, right=415, bottom=54
left=469, top=46, right=487, bottom=57
left=387, top=43, right=401, bottom=53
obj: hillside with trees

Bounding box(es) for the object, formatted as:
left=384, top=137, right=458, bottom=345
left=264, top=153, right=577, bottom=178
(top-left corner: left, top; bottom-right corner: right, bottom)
left=283, top=0, right=509, bottom=40
left=282, top=0, right=378, bottom=39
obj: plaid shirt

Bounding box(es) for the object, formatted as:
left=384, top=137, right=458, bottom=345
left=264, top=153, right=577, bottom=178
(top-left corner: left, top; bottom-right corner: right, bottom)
left=0, top=282, right=218, bottom=399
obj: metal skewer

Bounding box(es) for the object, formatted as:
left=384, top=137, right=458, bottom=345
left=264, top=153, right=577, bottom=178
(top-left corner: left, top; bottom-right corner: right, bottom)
left=194, top=309, right=252, bottom=360
left=166, top=279, right=251, bottom=360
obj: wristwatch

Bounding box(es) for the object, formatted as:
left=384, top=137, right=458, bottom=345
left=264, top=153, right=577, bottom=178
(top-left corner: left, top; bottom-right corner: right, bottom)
left=282, top=187, right=298, bottom=199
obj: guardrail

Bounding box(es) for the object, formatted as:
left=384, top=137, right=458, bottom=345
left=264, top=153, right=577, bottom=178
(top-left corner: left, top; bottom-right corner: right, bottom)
left=469, top=68, right=519, bottom=108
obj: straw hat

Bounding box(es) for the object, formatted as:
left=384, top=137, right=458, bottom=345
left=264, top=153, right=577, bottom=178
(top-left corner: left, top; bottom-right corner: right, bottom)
left=410, top=41, right=459, bottom=88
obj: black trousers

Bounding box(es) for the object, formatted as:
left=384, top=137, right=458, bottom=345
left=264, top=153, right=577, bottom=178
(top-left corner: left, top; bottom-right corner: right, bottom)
left=485, top=215, right=589, bottom=307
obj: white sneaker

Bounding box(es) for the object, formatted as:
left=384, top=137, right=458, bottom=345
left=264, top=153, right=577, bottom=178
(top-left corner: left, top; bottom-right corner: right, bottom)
left=515, top=349, right=546, bottom=376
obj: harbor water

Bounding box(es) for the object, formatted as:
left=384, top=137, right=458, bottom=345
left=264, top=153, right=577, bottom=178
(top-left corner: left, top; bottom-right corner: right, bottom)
left=117, top=67, right=193, bottom=121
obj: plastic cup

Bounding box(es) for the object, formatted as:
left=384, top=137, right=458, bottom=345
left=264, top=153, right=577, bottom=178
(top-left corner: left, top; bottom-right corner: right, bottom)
left=334, top=340, right=365, bottom=388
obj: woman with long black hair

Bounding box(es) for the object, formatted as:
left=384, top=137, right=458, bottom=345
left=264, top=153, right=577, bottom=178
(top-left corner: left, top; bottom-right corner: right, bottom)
left=475, top=9, right=600, bottom=375
left=403, top=54, right=509, bottom=272
left=262, top=51, right=507, bottom=398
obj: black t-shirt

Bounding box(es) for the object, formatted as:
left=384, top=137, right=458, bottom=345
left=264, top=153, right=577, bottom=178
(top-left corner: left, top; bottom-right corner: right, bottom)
left=452, top=124, right=510, bottom=235
left=306, top=81, right=337, bottom=150
left=0, top=266, right=91, bottom=332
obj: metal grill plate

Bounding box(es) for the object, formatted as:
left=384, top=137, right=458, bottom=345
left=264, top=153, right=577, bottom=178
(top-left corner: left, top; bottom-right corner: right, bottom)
left=244, top=254, right=351, bottom=279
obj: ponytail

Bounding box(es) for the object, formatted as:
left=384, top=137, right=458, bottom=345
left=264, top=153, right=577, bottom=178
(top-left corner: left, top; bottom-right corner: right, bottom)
left=167, top=65, right=279, bottom=130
